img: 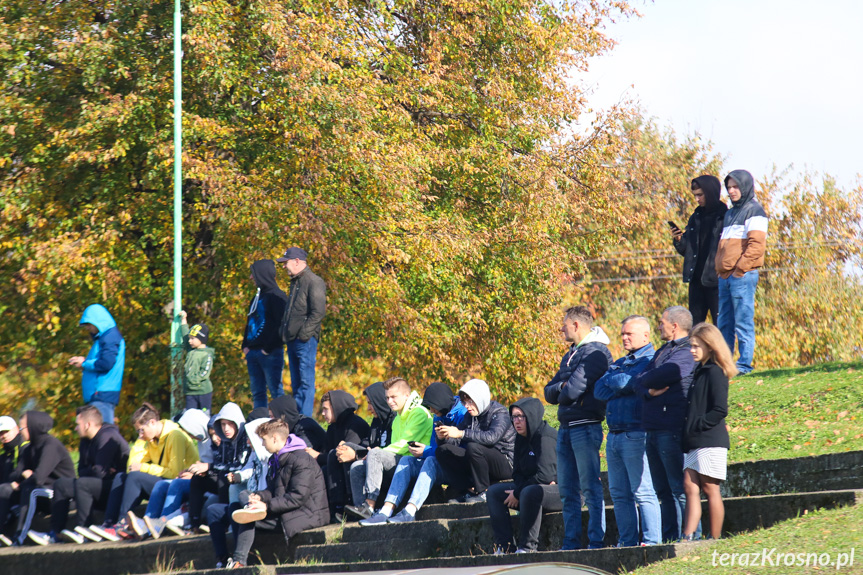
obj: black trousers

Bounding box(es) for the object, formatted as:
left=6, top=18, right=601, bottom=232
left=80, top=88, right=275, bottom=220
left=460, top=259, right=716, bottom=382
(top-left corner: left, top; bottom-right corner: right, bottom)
left=688, top=280, right=718, bottom=325
left=50, top=476, right=111, bottom=534
left=189, top=473, right=230, bottom=528
left=435, top=443, right=512, bottom=494
left=324, top=451, right=352, bottom=518
left=0, top=482, right=21, bottom=532
left=487, top=482, right=562, bottom=552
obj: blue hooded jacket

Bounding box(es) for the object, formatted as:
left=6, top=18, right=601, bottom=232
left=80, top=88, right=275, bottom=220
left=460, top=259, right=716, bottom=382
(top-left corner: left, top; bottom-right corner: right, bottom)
left=80, top=304, right=126, bottom=406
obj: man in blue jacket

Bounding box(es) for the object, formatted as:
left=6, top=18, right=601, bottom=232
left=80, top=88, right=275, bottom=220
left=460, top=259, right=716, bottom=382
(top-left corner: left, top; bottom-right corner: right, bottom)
left=544, top=306, right=612, bottom=550
left=630, top=306, right=697, bottom=542
left=69, top=305, right=126, bottom=424
left=594, top=316, right=661, bottom=547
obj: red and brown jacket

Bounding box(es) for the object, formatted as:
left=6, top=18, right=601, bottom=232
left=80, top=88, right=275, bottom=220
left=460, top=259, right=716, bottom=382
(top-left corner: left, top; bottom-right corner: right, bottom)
left=715, top=169, right=768, bottom=278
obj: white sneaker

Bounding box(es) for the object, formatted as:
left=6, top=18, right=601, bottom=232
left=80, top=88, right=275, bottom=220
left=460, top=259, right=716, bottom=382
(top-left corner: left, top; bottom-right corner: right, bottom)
left=164, top=523, right=191, bottom=537
left=126, top=511, right=149, bottom=539
left=74, top=526, right=103, bottom=542
left=231, top=507, right=267, bottom=525
left=0, top=533, right=12, bottom=546
left=59, top=529, right=85, bottom=544
left=88, top=524, right=121, bottom=542
left=27, top=531, right=54, bottom=546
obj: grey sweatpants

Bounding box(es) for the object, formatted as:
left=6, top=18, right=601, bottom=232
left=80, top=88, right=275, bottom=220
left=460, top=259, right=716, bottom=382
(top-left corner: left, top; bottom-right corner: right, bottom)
left=349, top=448, right=399, bottom=505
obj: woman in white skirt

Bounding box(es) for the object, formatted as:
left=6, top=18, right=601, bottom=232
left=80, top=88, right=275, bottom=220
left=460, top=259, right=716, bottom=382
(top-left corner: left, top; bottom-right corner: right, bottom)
left=681, top=323, right=736, bottom=541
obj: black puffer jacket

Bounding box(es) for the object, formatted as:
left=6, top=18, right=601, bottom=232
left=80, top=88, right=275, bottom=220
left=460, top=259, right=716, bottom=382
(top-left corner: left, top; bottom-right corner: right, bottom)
left=269, top=395, right=326, bottom=453
left=11, top=411, right=75, bottom=488
left=510, top=398, right=557, bottom=499
left=256, top=440, right=329, bottom=538
left=280, top=266, right=327, bottom=343
left=455, top=401, right=516, bottom=465
left=317, top=391, right=371, bottom=466
left=78, top=424, right=129, bottom=480
left=673, top=175, right=728, bottom=287
left=682, top=361, right=730, bottom=452
left=544, top=336, right=613, bottom=427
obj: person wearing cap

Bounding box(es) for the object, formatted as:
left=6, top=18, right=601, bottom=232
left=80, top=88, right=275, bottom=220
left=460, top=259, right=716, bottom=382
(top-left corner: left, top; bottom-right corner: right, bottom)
left=0, top=417, right=25, bottom=485
left=276, top=246, right=327, bottom=417
left=180, top=310, right=216, bottom=413
left=68, top=304, right=126, bottom=424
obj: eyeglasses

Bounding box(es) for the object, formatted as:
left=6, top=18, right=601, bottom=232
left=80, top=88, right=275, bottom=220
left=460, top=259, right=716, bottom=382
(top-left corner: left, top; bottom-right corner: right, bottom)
left=511, top=415, right=526, bottom=421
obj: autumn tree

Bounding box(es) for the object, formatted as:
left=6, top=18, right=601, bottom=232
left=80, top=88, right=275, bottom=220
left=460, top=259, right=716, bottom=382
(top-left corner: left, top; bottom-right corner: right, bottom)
left=0, top=0, right=637, bottom=425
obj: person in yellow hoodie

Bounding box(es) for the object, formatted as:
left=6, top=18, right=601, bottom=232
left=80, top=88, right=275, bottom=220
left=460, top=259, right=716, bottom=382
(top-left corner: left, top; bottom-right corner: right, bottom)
left=345, top=377, right=432, bottom=520
left=90, top=403, right=198, bottom=540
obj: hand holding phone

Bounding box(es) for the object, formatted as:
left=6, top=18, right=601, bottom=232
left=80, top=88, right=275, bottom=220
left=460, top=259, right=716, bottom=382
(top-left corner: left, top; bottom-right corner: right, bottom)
left=668, top=220, right=683, bottom=239
left=407, top=441, right=418, bottom=447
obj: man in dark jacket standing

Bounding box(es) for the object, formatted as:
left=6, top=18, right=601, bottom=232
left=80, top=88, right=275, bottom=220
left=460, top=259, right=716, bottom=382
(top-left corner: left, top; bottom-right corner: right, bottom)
left=277, top=247, right=327, bottom=417
left=544, top=305, right=612, bottom=550
left=228, top=419, right=328, bottom=569
left=41, top=405, right=130, bottom=544
left=672, top=175, right=728, bottom=324
left=243, top=260, right=289, bottom=408
left=631, top=306, right=697, bottom=542
left=715, top=169, right=768, bottom=374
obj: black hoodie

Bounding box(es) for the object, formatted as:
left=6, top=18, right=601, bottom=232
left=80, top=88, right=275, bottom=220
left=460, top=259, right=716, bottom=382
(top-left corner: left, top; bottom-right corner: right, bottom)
left=673, top=175, right=728, bottom=287
left=269, top=395, right=326, bottom=454
left=422, top=382, right=456, bottom=415
left=510, top=398, right=558, bottom=498
left=243, top=260, right=289, bottom=353
left=78, top=424, right=130, bottom=480
left=317, top=391, right=371, bottom=466
left=1, top=432, right=25, bottom=484
left=11, top=411, right=75, bottom=488
left=360, top=382, right=395, bottom=455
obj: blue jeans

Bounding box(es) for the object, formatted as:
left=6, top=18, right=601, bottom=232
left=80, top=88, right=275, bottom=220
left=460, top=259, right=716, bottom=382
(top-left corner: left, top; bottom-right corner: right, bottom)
left=606, top=431, right=662, bottom=546
left=89, top=400, right=115, bottom=425
left=145, top=478, right=191, bottom=518
left=384, top=455, right=423, bottom=507
left=717, top=270, right=759, bottom=373
left=557, top=423, right=606, bottom=549
left=384, top=456, right=447, bottom=510
left=246, top=348, right=285, bottom=409
left=645, top=430, right=700, bottom=541
left=287, top=337, right=318, bottom=417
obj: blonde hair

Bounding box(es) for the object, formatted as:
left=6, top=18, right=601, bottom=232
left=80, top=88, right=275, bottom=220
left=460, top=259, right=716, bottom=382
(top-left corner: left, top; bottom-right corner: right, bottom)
left=690, top=323, right=738, bottom=378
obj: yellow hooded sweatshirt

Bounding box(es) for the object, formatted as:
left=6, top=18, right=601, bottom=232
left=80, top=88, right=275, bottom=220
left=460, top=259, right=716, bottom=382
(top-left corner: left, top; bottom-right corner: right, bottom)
left=128, top=419, right=198, bottom=478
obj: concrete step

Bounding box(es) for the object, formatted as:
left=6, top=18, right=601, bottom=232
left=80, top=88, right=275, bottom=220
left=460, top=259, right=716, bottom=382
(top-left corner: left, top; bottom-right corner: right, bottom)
left=294, top=536, right=442, bottom=564
left=339, top=516, right=450, bottom=543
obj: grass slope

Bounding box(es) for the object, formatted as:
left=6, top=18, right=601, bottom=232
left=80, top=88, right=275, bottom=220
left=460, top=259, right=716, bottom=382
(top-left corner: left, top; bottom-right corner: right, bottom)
left=543, top=360, right=863, bottom=468
left=629, top=500, right=863, bottom=574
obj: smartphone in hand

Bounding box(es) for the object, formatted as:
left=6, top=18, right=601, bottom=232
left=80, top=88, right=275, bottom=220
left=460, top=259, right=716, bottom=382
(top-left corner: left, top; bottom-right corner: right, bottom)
left=667, top=220, right=680, bottom=231
left=407, top=441, right=419, bottom=448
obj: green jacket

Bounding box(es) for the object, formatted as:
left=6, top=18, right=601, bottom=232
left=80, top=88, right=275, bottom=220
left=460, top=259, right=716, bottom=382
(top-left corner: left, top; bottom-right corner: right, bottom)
left=384, top=390, right=433, bottom=456
left=182, top=325, right=215, bottom=395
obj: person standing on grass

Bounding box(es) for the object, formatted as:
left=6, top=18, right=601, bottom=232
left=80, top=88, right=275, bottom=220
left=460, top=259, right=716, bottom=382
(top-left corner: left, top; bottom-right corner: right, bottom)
left=277, top=247, right=327, bottom=417
left=672, top=175, right=727, bottom=325
left=681, top=323, right=735, bottom=541
left=544, top=305, right=612, bottom=550
left=68, top=304, right=126, bottom=424
left=180, top=311, right=215, bottom=414
left=243, top=260, right=289, bottom=409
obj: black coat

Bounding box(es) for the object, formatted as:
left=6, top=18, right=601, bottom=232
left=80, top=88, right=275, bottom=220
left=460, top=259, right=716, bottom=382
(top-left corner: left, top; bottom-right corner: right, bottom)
left=633, top=337, right=696, bottom=432
left=269, top=395, right=327, bottom=454
left=78, top=424, right=129, bottom=480
left=257, top=447, right=329, bottom=538
left=280, top=266, right=327, bottom=343
left=349, top=382, right=395, bottom=457
left=455, top=400, right=516, bottom=465
left=243, top=260, right=289, bottom=353
left=11, top=411, right=75, bottom=488
left=317, top=391, right=370, bottom=466
left=544, top=341, right=612, bottom=427
left=0, top=433, right=24, bottom=484
left=673, top=175, right=727, bottom=287
left=510, top=398, right=557, bottom=499
left=682, top=361, right=730, bottom=452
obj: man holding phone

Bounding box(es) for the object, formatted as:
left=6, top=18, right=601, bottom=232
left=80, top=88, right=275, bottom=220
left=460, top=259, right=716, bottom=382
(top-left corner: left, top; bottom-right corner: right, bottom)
left=671, top=175, right=727, bottom=325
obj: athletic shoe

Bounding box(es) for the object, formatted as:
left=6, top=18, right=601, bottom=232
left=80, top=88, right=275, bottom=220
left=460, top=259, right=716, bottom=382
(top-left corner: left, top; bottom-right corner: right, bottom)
left=358, top=512, right=389, bottom=526
left=27, top=530, right=56, bottom=546
left=227, top=558, right=244, bottom=569
left=232, top=506, right=267, bottom=525
left=344, top=502, right=374, bottom=520
left=144, top=516, right=167, bottom=539
left=447, top=493, right=470, bottom=503
left=59, top=529, right=85, bottom=544
left=75, top=526, right=103, bottom=542
left=463, top=491, right=487, bottom=504
left=386, top=509, right=415, bottom=524
left=164, top=523, right=191, bottom=537
left=0, top=533, right=13, bottom=546
left=126, top=511, right=149, bottom=539
left=88, top=524, right=122, bottom=542
left=198, top=523, right=210, bottom=534
left=515, top=548, right=534, bottom=554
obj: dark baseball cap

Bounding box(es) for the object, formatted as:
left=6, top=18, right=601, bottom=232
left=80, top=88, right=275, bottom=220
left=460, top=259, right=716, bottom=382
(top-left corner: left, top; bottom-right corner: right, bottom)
left=276, top=247, right=308, bottom=262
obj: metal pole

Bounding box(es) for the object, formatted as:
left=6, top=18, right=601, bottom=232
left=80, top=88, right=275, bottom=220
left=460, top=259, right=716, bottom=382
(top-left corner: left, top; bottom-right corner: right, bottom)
left=170, top=0, right=184, bottom=417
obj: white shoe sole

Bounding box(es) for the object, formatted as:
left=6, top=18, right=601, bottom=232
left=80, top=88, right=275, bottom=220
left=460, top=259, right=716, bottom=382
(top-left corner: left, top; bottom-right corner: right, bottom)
left=231, top=508, right=267, bottom=524
left=59, top=530, right=85, bottom=544
left=88, top=525, right=121, bottom=542
left=75, top=526, right=103, bottom=542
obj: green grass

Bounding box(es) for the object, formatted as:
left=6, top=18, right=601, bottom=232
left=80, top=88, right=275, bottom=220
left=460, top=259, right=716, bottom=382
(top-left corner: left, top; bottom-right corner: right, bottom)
left=543, top=360, right=863, bottom=470
left=629, top=501, right=863, bottom=574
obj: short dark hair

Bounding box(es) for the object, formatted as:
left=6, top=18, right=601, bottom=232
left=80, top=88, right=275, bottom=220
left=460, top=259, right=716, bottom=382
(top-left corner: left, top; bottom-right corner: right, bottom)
left=256, top=418, right=290, bottom=439
left=564, top=305, right=594, bottom=327
left=131, top=402, right=159, bottom=426
left=383, top=377, right=410, bottom=393
left=76, top=405, right=104, bottom=426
